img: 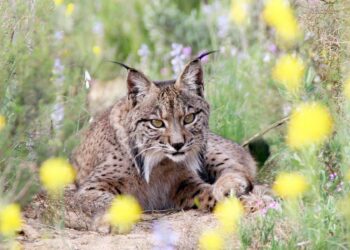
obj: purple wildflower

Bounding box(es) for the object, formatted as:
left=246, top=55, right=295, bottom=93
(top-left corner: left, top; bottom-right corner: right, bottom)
left=53, top=58, right=64, bottom=74
left=138, top=44, right=150, bottom=58
left=152, top=221, right=179, bottom=250
left=51, top=103, right=64, bottom=130
left=217, top=15, right=229, bottom=38
left=182, top=46, right=192, bottom=57
left=92, top=21, right=104, bottom=37
left=202, top=2, right=221, bottom=15
left=329, top=172, right=337, bottom=182
left=52, top=58, right=65, bottom=86
left=267, top=43, right=277, bottom=54
left=54, top=31, right=64, bottom=42
left=170, top=43, right=187, bottom=75
left=138, top=44, right=150, bottom=65
left=259, top=201, right=282, bottom=216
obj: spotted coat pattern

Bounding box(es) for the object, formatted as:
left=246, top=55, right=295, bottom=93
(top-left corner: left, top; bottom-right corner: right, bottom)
left=71, top=59, right=256, bottom=232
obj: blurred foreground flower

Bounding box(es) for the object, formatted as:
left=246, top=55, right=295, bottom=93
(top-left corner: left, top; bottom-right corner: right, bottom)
left=214, top=197, right=244, bottom=233
left=65, top=3, right=74, bottom=16
left=272, top=54, right=305, bottom=93
left=263, top=0, right=301, bottom=44
left=107, top=195, right=142, bottom=233
left=40, top=158, right=76, bottom=194
left=273, top=172, right=308, bottom=199
left=54, top=0, right=63, bottom=6
left=0, top=204, right=22, bottom=237
left=152, top=221, right=179, bottom=250
left=92, top=46, right=101, bottom=56
left=229, top=0, right=249, bottom=26
left=344, top=78, right=350, bottom=99
left=286, top=103, right=333, bottom=149
left=0, top=115, right=6, bottom=131
left=198, top=229, right=224, bottom=250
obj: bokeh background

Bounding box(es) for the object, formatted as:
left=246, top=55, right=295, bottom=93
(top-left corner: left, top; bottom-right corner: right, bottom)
left=1, top=0, right=350, bottom=248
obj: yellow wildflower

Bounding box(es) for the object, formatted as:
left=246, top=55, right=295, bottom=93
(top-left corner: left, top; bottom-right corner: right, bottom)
left=198, top=229, right=224, bottom=250
left=107, top=195, right=142, bottom=233
left=263, top=0, right=301, bottom=43
left=230, top=0, right=249, bottom=26
left=92, top=46, right=102, bottom=56
left=214, top=197, right=244, bottom=233
left=286, top=102, right=333, bottom=149
left=344, top=78, right=350, bottom=99
left=0, top=115, right=6, bottom=131
left=0, top=204, right=22, bottom=237
left=65, top=3, right=74, bottom=16
left=272, top=54, right=305, bottom=93
left=53, top=0, right=63, bottom=6
left=273, top=172, right=308, bottom=199
left=39, top=157, right=76, bottom=194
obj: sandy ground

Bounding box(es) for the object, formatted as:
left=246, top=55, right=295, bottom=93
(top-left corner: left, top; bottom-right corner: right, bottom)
left=19, top=211, right=228, bottom=250
left=18, top=185, right=273, bottom=250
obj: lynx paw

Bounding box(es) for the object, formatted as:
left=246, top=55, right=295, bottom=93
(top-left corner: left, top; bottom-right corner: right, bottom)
left=196, top=186, right=217, bottom=212
left=213, top=173, right=253, bottom=201
left=91, top=213, right=111, bottom=234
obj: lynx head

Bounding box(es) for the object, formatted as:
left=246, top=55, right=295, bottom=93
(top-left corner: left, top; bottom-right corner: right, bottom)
left=123, top=55, right=212, bottom=182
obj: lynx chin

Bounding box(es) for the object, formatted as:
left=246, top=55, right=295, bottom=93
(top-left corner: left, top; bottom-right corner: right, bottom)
left=71, top=53, right=256, bottom=232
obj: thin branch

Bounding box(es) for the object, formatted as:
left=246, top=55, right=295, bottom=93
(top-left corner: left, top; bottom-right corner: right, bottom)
left=241, top=116, right=290, bottom=147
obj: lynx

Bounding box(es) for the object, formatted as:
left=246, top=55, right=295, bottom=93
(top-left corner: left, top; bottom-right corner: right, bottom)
left=71, top=53, right=256, bottom=231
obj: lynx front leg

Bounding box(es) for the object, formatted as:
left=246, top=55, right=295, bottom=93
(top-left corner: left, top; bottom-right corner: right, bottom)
left=212, top=170, right=253, bottom=200
left=206, top=158, right=254, bottom=200
left=75, top=179, right=125, bottom=233
left=172, top=178, right=217, bottom=211
left=206, top=136, right=256, bottom=201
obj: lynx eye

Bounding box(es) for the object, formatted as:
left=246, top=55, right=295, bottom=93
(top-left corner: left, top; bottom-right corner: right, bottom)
left=184, top=113, right=195, bottom=124
left=150, top=119, right=164, bottom=128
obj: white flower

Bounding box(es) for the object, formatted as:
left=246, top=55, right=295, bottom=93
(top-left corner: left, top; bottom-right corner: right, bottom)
left=84, top=70, right=92, bottom=89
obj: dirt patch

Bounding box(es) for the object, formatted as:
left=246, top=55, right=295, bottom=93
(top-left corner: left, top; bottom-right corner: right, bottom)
left=20, top=211, right=224, bottom=250
left=19, top=185, right=272, bottom=249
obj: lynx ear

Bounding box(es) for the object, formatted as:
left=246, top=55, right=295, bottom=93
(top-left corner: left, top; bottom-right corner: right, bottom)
left=175, top=59, right=204, bottom=96
left=110, top=61, right=153, bottom=106
left=175, top=51, right=217, bottom=96
left=127, top=69, right=153, bottom=106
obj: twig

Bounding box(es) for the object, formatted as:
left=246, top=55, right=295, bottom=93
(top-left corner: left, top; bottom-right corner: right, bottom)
left=241, top=116, right=290, bottom=147
left=296, top=240, right=310, bottom=247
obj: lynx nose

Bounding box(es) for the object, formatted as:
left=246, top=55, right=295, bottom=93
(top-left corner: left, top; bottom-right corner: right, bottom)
left=172, top=142, right=184, bottom=151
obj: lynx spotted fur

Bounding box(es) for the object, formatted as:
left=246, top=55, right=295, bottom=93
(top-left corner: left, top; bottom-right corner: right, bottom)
left=71, top=56, right=256, bottom=231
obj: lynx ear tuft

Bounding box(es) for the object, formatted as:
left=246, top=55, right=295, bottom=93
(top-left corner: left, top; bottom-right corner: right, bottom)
left=109, top=61, right=134, bottom=71
left=196, top=50, right=218, bottom=60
